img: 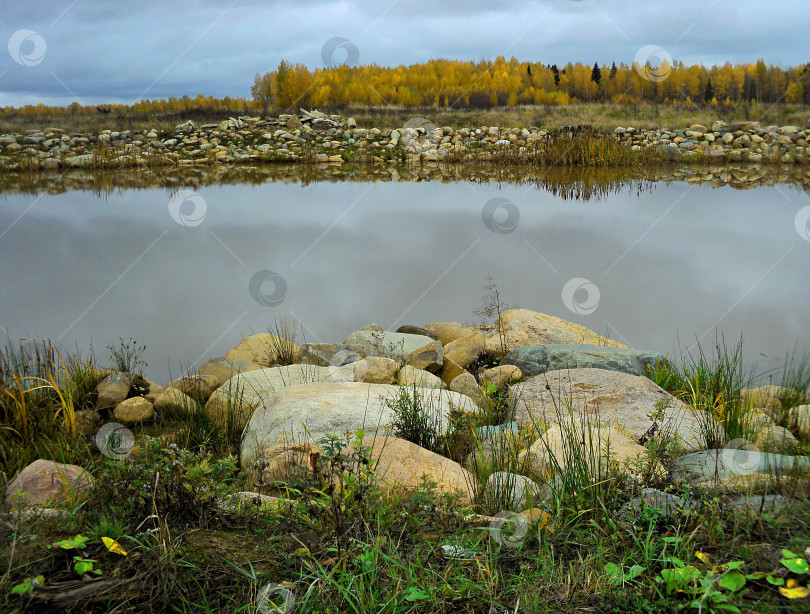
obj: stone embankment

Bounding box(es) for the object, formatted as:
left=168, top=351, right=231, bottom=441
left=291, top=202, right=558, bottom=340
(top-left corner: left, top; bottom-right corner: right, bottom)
left=1, top=109, right=808, bottom=170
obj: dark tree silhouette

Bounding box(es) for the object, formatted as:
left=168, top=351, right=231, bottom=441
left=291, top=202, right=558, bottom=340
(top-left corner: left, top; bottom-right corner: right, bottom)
left=591, top=62, right=602, bottom=85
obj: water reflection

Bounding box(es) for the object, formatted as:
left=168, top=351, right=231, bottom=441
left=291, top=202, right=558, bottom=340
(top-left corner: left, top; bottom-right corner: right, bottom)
left=2, top=162, right=809, bottom=202
left=1, top=164, right=808, bottom=383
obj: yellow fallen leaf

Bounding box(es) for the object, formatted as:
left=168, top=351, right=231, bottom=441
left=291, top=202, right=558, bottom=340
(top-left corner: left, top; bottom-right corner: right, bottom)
left=778, top=584, right=810, bottom=599
left=695, top=551, right=712, bottom=565
left=101, top=537, right=127, bottom=556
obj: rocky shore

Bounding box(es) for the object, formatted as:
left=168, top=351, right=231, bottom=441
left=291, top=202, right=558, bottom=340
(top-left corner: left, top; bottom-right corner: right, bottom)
left=7, top=309, right=808, bottom=517
left=2, top=109, right=809, bottom=171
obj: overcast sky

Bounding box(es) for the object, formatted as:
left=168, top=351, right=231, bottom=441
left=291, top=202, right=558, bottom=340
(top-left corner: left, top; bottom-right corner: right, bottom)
left=1, top=0, right=807, bottom=107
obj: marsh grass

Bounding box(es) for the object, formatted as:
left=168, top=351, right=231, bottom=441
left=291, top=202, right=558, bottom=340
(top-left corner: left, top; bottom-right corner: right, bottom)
left=0, top=338, right=103, bottom=478
left=107, top=337, right=147, bottom=375
left=387, top=385, right=447, bottom=454
left=647, top=336, right=752, bottom=447
left=264, top=315, right=304, bottom=366
left=528, top=125, right=659, bottom=167
left=771, top=348, right=810, bottom=424
left=524, top=377, right=618, bottom=519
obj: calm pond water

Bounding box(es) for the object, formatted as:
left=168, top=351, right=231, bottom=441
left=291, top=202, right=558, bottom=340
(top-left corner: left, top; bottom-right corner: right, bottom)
left=1, top=165, right=809, bottom=382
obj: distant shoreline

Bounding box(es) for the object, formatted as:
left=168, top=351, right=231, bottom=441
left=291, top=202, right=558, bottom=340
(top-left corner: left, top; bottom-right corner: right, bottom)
left=1, top=110, right=808, bottom=172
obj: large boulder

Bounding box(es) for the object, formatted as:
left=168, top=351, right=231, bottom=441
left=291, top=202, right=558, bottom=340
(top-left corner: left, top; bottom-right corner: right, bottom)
left=224, top=333, right=302, bottom=367
left=444, top=332, right=485, bottom=369
left=353, top=357, right=399, bottom=384
left=143, top=380, right=165, bottom=403
left=524, top=424, right=648, bottom=479
left=484, top=310, right=627, bottom=356
left=742, top=409, right=775, bottom=435
left=755, top=425, right=799, bottom=453
left=343, top=330, right=443, bottom=372
left=787, top=404, right=810, bottom=440
left=480, top=365, right=522, bottom=389
left=673, top=449, right=810, bottom=485
left=95, top=372, right=133, bottom=410
left=251, top=442, right=321, bottom=487
left=440, top=358, right=469, bottom=387
left=397, top=365, right=445, bottom=389
left=167, top=374, right=218, bottom=401
left=153, top=387, right=197, bottom=415
left=424, top=321, right=476, bottom=346
left=449, top=373, right=481, bottom=402
left=506, top=344, right=664, bottom=377
left=113, top=397, right=154, bottom=424
left=513, top=368, right=716, bottom=453
left=740, top=385, right=785, bottom=412
left=206, top=364, right=355, bottom=429
left=240, top=382, right=477, bottom=471
left=342, top=437, right=475, bottom=503
left=5, top=460, right=93, bottom=506
left=196, top=356, right=263, bottom=387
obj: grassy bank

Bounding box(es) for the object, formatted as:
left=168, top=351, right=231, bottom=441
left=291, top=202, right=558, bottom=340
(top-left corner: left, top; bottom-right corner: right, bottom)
left=2, top=102, right=809, bottom=135
left=345, top=102, right=810, bottom=133
left=1, top=336, right=810, bottom=612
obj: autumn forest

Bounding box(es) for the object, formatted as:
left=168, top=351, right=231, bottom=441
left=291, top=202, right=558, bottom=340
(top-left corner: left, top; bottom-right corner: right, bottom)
left=2, top=56, right=808, bottom=122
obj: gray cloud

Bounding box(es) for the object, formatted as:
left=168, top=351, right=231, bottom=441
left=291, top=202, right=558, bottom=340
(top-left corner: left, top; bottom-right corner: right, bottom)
left=0, top=0, right=808, bottom=106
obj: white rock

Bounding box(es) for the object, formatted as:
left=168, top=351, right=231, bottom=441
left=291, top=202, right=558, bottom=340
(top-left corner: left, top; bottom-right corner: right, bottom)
left=513, top=368, right=718, bottom=453
left=240, top=382, right=477, bottom=471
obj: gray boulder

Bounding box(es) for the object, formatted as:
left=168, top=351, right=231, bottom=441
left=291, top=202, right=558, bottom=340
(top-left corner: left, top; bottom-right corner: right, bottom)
left=506, top=344, right=664, bottom=377
left=395, top=325, right=438, bottom=340
left=673, top=448, right=810, bottom=484
left=300, top=343, right=364, bottom=367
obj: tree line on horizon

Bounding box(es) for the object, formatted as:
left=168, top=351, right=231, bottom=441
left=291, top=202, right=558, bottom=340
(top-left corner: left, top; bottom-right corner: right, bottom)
left=252, top=56, right=809, bottom=110
left=1, top=56, right=807, bottom=120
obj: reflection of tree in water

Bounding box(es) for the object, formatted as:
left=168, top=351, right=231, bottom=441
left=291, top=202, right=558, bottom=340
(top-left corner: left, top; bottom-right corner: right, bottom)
left=2, top=163, right=809, bottom=203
